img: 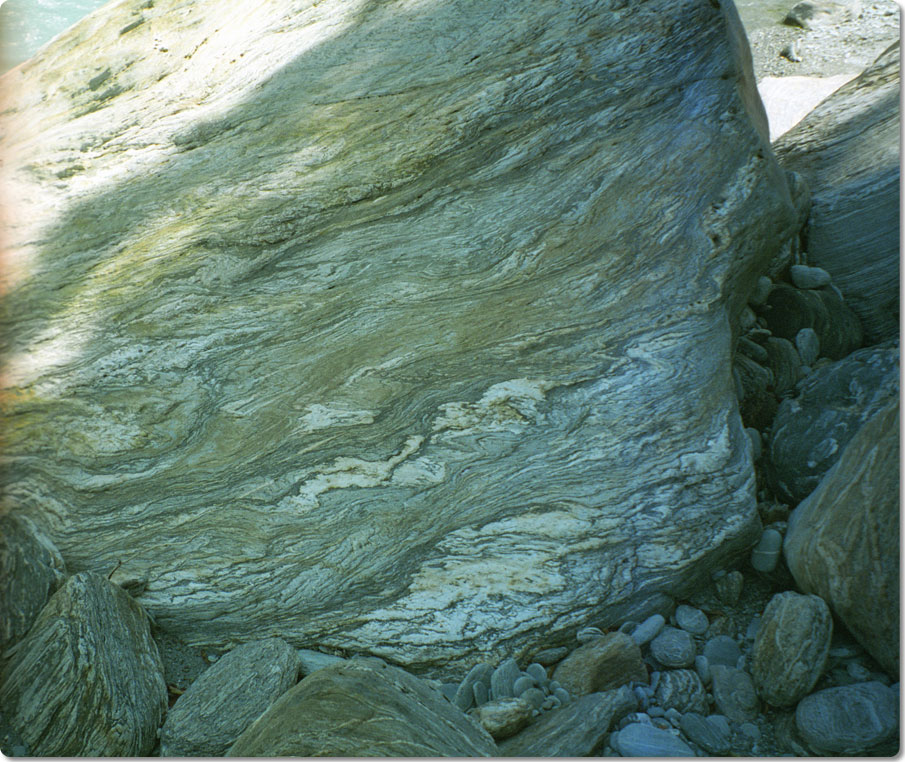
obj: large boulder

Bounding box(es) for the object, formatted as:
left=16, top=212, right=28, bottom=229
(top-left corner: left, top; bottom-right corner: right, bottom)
left=774, top=43, right=900, bottom=345
left=226, top=657, right=497, bottom=756
left=0, top=0, right=797, bottom=672
left=784, top=397, right=899, bottom=677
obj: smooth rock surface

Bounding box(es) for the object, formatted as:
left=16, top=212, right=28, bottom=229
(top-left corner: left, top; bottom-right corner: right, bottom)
left=784, top=397, right=899, bottom=676
left=654, top=669, right=709, bottom=714
left=490, top=658, right=521, bottom=700
left=631, top=614, right=666, bottom=647
left=774, top=43, right=900, bottom=344
left=160, top=637, right=300, bottom=756
left=710, top=665, right=759, bottom=723
left=0, top=513, right=67, bottom=658
left=226, top=657, right=497, bottom=756
left=473, top=697, right=533, bottom=741
left=789, top=265, right=831, bottom=290
left=498, top=687, right=635, bottom=757
left=650, top=627, right=697, bottom=668
left=0, top=0, right=795, bottom=670
left=297, top=648, right=344, bottom=677
left=750, top=592, right=832, bottom=706
left=680, top=712, right=731, bottom=755
left=763, top=337, right=802, bottom=398
left=0, top=572, right=166, bottom=756
left=795, top=681, right=899, bottom=755
left=552, top=632, right=647, bottom=697
left=675, top=604, right=709, bottom=635
left=767, top=342, right=898, bottom=504
left=794, top=327, right=820, bottom=366
left=612, top=722, right=695, bottom=757
left=455, top=662, right=494, bottom=711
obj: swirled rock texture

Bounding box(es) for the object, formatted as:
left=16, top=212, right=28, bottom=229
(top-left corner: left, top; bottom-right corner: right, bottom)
left=0, top=571, right=167, bottom=756
left=226, top=657, right=497, bottom=756
left=784, top=397, right=900, bottom=677
left=773, top=42, right=900, bottom=345
left=0, top=0, right=796, bottom=672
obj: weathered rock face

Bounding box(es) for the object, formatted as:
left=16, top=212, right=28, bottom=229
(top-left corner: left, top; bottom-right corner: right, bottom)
left=0, top=571, right=167, bottom=756
left=0, top=0, right=797, bottom=671
left=226, top=657, right=497, bottom=756
left=773, top=42, right=900, bottom=345
left=784, top=397, right=900, bottom=677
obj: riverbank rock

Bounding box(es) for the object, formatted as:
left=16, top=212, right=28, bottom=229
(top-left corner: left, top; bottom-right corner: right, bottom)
left=0, top=0, right=796, bottom=672
left=784, top=397, right=899, bottom=677
left=0, top=513, right=66, bottom=658
left=750, top=591, right=832, bottom=706
left=0, top=572, right=166, bottom=756
left=226, top=657, right=497, bottom=756
left=160, top=637, right=300, bottom=756
left=766, top=342, right=898, bottom=503
left=774, top=43, right=900, bottom=345
left=552, top=632, right=647, bottom=696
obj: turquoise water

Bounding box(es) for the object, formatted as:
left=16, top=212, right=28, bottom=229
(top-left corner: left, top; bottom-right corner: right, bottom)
left=0, top=0, right=110, bottom=72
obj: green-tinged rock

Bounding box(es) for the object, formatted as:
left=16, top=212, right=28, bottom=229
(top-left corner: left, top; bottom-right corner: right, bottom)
left=553, top=632, right=647, bottom=696
left=226, top=657, right=497, bottom=756
left=0, top=571, right=166, bottom=756
left=0, top=0, right=795, bottom=672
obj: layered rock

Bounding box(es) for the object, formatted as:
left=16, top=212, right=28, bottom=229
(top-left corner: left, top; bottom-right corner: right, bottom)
left=784, top=397, right=899, bottom=676
left=0, top=572, right=166, bottom=756
left=774, top=43, right=900, bottom=344
left=226, top=657, right=497, bottom=756
left=0, top=0, right=796, bottom=671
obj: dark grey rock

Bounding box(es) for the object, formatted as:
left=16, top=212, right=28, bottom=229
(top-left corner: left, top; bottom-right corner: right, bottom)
left=577, top=626, right=605, bottom=643
left=525, top=663, right=548, bottom=684
left=532, top=648, right=568, bottom=666
left=520, top=687, right=545, bottom=710
left=795, top=681, right=898, bottom=755
left=735, top=352, right=778, bottom=430
left=455, top=662, right=494, bottom=711
left=767, top=342, right=898, bottom=503
left=654, top=669, right=709, bottom=714
left=440, top=683, right=458, bottom=702
left=694, top=655, right=711, bottom=685
left=631, top=614, right=666, bottom=646
left=612, top=722, right=695, bottom=757
left=790, top=264, right=832, bottom=289
left=680, top=712, right=731, bottom=755
left=513, top=675, right=535, bottom=697
left=161, top=637, right=299, bottom=756
left=738, top=336, right=769, bottom=363
left=750, top=528, right=783, bottom=572
left=0, top=513, right=66, bottom=658
left=675, top=605, right=709, bottom=635
left=764, top=336, right=802, bottom=397
left=473, top=680, right=489, bottom=707
left=650, top=627, right=696, bottom=668
left=745, top=427, right=762, bottom=461
left=749, top=275, right=773, bottom=307
left=474, top=697, right=533, bottom=740
left=794, top=327, right=820, bottom=366
left=710, top=665, right=759, bottom=723
left=498, top=686, right=636, bottom=757
left=553, top=687, right=570, bottom=705
left=714, top=571, right=744, bottom=605
left=552, top=632, right=647, bottom=697
left=226, top=657, right=497, bottom=756
left=0, top=572, right=166, bottom=756
left=760, top=282, right=862, bottom=361
left=750, top=591, right=832, bottom=707
left=490, top=658, right=521, bottom=700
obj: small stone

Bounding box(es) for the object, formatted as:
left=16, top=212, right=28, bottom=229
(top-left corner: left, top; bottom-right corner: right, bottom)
left=749, top=276, right=773, bottom=307
left=297, top=648, right=345, bottom=676
left=618, top=620, right=639, bottom=635
left=675, top=605, right=709, bottom=635
left=490, top=658, right=521, bottom=700
left=738, top=721, right=760, bottom=740
left=577, top=626, right=605, bottom=643
left=473, top=697, right=534, bottom=741
left=454, top=662, right=493, bottom=711
left=738, top=336, right=770, bottom=363
left=630, top=614, right=666, bottom=646
left=745, top=427, right=762, bottom=461
left=654, top=669, right=709, bottom=714
left=703, top=636, right=741, bottom=669
left=679, top=712, right=731, bottom=755
left=790, top=264, right=831, bottom=289
left=650, top=627, right=696, bottom=668
left=612, top=723, right=695, bottom=757
left=780, top=40, right=802, bottom=62
left=694, top=655, right=711, bottom=685
left=664, top=707, right=682, bottom=726
left=647, top=705, right=665, bottom=717
left=847, top=661, right=872, bottom=682
left=795, top=327, right=820, bottom=366
left=513, top=675, right=535, bottom=696
left=525, top=663, right=548, bottom=684
left=633, top=686, right=650, bottom=709
left=750, top=528, right=783, bottom=572
left=740, top=306, right=757, bottom=330
left=521, top=687, right=545, bottom=710
left=552, top=632, right=647, bottom=697
left=472, top=681, right=489, bottom=707
left=750, top=591, right=833, bottom=707
left=710, top=665, right=759, bottom=723
left=532, top=647, right=568, bottom=666
left=795, top=682, right=898, bottom=755
left=553, top=687, right=570, bottom=705
left=745, top=616, right=761, bottom=641
left=715, top=570, right=743, bottom=605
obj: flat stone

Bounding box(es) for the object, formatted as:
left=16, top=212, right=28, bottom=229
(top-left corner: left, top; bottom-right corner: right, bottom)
left=525, top=663, right=548, bottom=683
left=650, top=627, right=696, bottom=668
left=161, top=638, right=300, bottom=756
left=473, top=680, right=489, bottom=707
left=675, top=605, right=708, bottom=636
left=738, top=336, right=769, bottom=364
left=552, top=632, right=647, bottom=697
left=790, top=264, right=832, bottom=289
left=750, top=591, right=832, bottom=707
left=455, top=662, right=494, bottom=711
left=794, top=328, right=820, bottom=366
left=490, top=658, right=521, bottom=700
left=473, top=697, right=533, bottom=740
left=612, top=723, right=695, bottom=757
left=710, top=665, right=759, bottom=723
left=630, top=614, right=666, bottom=646
left=654, top=669, right=708, bottom=714
left=498, top=687, right=636, bottom=757
left=0, top=572, right=166, bottom=756
left=694, top=655, right=711, bottom=685
left=680, top=712, right=731, bottom=755
left=297, top=648, right=344, bottom=676
left=795, top=681, right=898, bottom=755
left=226, top=658, right=497, bottom=756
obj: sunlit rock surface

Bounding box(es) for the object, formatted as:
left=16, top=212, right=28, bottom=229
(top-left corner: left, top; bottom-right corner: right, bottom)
left=0, top=0, right=796, bottom=673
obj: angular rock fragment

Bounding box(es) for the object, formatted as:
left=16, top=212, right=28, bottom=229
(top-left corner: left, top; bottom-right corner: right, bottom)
left=680, top=712, right=731, bottom=755
left=226, top=657, right=497, bottom=756
left=0, top=572, right=166, bottom=756
left=552, top=632, right=647, bottom=697
left=160, top=637, right=300, bottom=756
left=473, top=697, right=533, bottom=740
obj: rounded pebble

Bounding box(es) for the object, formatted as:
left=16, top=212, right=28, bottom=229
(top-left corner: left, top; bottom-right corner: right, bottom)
left=521, top=687, right=545, bottom=710
left=745, top=616, right=761, bottom=641
left=750, top=528, right=783, bottom=572
left=490, top=658, right=521, bottom=700
left=473, top=681, right=489, bottom=707
left=655, top=669, right=709, bottom=714
left=512, top=675, right=535, bottom=697
left=647, top=705, right=665, bottom=717
left=454, top=662, right=493, bottom=711
left=613, top=723, right=695, bottom=757
left=553, top=687, right=570, bottom=705
left=525, top=663, right=548, bottom=684
left=847, top=662, right=872, bottom=681
left=745, top=427, right=763, bottom=461
left=675, top=605, right=709, bottom=635
left=714, top=570, right=744, bottom=605
left=795, top=327, right=820, bottom=365
left=703, top=636, right=741, bottom=668
left=633, top=686, right=650, bottom=709
left=790, top=264, right=831, bottom=289
left=680, top=712, right=731, bottom=755
left=631, top=614, right=666, bottom=646
left=694, top=655, right=711, bottom=685
left=532, top=647, right=568, bottom=666
left=650, top=627, right=696, bottom=668
left=749, top=275, right=773, bottom=307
